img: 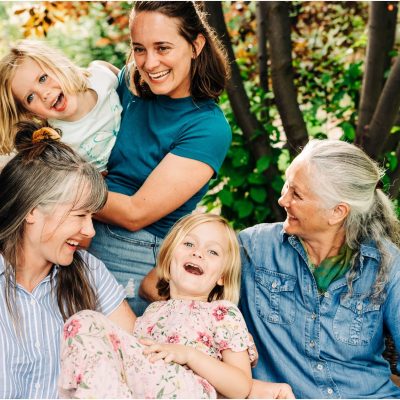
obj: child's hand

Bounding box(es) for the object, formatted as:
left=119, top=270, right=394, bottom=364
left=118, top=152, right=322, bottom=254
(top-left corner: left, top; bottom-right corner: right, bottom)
left=140, top=338, right=193, bottom=365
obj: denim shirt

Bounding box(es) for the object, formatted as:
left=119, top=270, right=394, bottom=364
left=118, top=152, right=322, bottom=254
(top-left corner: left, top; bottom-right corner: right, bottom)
left=239, top=223, right=400, bottom=399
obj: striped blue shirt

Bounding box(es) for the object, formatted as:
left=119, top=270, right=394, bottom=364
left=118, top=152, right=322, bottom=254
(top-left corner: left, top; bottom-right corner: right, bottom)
left=0, top=250, right=125, bottom=399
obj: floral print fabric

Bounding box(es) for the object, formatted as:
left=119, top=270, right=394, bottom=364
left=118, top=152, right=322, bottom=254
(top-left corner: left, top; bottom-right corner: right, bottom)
left=58, top=299, right=256, bottom=399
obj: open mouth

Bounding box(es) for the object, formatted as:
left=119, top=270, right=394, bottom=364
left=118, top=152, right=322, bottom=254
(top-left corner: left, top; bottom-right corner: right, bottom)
left=184, top=262, right=203, bottom=275
left=148, top=70, right=170, bottom=80
left=52, top=93, right=67, bottom=112
left=66, top=239, right=79, bottom=249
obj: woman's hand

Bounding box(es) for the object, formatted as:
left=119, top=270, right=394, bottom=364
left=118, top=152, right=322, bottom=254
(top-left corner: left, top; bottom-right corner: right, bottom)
left=140, top=338, right=193, bottom=365
left=249, top=379, right=295, bottom=399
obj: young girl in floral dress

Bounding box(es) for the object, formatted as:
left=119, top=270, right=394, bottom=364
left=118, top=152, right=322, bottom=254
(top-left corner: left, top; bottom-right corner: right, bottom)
left=58, top=213, right=256, bottom=399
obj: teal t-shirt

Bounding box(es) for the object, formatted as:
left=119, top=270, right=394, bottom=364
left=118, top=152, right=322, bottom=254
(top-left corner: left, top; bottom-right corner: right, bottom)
left=106, top=69, right=232, bottom=238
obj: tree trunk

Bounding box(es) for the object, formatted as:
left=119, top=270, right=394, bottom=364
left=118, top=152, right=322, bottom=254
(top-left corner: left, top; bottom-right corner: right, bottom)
left=362, top=56, right=400, bottom=159
left=203, top=1, right=285, bottom=221
left=256, top=1, right=271, bottom=124
left=355, top=2, right=398, bottom=146
left=265, top=1, right=308, bottom=157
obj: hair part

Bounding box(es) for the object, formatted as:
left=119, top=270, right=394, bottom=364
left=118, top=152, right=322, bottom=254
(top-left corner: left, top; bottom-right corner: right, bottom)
left=0, top=120, right=107, bottom=322
left=299, top=139, right=400, bottom=301
left=156, top=213, right=241, bottom=304
left=128, top=1, right=230, bottom=101
left=0, top=39, right=89, bottom=154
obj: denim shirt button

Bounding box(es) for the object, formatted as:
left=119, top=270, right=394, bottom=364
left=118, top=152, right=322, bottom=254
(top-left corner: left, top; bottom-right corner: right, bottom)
left=271, top=314, right=279, bottom=323
left=311, top=312, right=317, bottom=320
left=316, top=363, right=323, bottom=371
left=356, top=303, right=363, bottom=311
left=324, top=292, right=330, bottom=298
left=271, top=281, right=279, bottom=289
left=309, top=340, right=315, bottom=348
left=327, top=388, right=333, bottom=395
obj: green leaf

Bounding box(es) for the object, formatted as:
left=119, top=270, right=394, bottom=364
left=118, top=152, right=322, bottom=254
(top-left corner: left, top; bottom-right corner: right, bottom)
left=75, top=335, right=83, bottom=345
left=231, top=148, right=249, bottom=167
left=256, top=155, right=271, bottom=172
left=247, top=172, right=267, bottom=185
left=228, top=171, right=246, bottom=187
left=79, top=382, right=90, bottom=389
left=271, top=175, right=284, bottom=194
left=234, top=199, right=254, bottom=218
left=390, top=126, right=400, bottom=134
left=250, top=187, right=267, bottom=203
left=218, top=189, right=234, bottom=206
left=340, top=121, right=355, bottom=141
left=385, top=152, right=398, bottom=172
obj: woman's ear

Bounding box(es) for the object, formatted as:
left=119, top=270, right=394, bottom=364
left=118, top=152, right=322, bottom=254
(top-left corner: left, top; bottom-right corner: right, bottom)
left=329, top=203, right=350, bottom=226
left=192, top=34, right=206, bottom=58
left=217, top=276, right=224, bottom=286
left=25, top=208, right=38, bottom=224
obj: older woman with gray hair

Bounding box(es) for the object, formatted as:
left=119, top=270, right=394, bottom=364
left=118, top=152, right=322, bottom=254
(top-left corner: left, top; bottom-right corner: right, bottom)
left=240, top=139, right=400, bottom=398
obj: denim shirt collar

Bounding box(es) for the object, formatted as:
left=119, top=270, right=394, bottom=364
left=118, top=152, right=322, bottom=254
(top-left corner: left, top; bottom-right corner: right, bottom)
left=279, top=229, right=381, bottom=269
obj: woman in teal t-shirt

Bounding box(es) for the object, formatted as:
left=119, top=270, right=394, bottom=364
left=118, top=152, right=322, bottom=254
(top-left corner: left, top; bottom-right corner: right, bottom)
left=89, top=1, right=232, bottom=316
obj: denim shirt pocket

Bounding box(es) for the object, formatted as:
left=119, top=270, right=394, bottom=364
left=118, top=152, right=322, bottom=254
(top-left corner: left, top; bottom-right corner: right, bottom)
left=255, top=268, right=297, bottom=325
left=333, top=294, right=381, bottom=345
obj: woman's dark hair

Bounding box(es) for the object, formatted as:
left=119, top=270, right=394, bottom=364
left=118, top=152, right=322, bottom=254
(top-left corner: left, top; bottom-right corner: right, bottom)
left=0, top=121, right=108, bottom=322
left=129, top=1, right=230, bottom=101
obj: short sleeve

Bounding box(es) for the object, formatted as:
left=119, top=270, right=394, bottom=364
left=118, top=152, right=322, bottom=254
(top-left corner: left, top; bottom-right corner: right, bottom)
left=171, top=106, right=232, bottom=178
left=88, top=63, right=118, bottom=90
left=80, top=250, right=125, bottom=316
left=212, top=301, right=258, bottom=364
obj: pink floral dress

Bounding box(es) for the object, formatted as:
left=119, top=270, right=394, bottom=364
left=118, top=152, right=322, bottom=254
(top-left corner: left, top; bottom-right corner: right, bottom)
left=58, top=299, right=256, bottom=399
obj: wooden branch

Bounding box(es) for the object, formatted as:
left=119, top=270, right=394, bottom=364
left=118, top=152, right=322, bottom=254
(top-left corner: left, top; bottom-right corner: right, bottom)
left=382, top=110, right=400, bottom=153
left=265, top=1, right=308, bottom=157
left=256, top=1, right=269, bottom=93
left=356, top=2, right=398, bottom=146
left=203, top=1, right=285, bottom=221
left=256, top=1, right=271, bottom=124
left=362, top=56, right=400, bottom=159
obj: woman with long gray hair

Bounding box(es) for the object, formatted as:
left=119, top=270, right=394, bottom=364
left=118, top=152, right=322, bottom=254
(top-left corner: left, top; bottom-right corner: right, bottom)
left=240, top=139, right=400, bottom=398
left=0, top=121, right=136, bottom=399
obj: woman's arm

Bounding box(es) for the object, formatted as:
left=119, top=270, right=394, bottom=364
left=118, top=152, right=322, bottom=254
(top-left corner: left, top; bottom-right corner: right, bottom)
left=107, top=300, right=136, bottom=334
left=94, top=153, right=214, bottom=231
left=138, top=268, right=165, bottom=302
left=141, top=339, right=252, bottom=398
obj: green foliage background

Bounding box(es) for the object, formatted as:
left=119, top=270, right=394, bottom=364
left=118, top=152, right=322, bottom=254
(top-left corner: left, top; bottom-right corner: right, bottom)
left=1, top=1, right=399, bottom=230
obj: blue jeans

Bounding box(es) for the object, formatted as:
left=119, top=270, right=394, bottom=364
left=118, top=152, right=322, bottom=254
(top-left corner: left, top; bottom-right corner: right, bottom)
left=89, top=221, right=163, bottom=316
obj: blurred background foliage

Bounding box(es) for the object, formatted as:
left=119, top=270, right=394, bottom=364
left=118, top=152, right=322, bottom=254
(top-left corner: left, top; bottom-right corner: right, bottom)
left=1, top=1, right=400, bottom=230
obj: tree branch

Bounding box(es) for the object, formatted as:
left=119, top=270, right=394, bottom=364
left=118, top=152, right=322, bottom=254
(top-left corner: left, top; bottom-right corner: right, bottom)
left=256, top=1, right=271, bottom=124
left=265, top=1, right=308, bottom=157
left=355, top=2, right=398, bottom=146
left=203, top=1, right=285, bottom=221
left=256, top=1, right=269, bottom=94
left=362, top=56, right=400, bottom=159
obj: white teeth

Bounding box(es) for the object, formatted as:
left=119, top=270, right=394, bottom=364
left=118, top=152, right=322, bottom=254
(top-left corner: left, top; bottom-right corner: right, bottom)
left=66, top=240, right=79, bottom=246
left=148, top=70, right=170, bottom=79
left=52, top=93, right=62, bottom=108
